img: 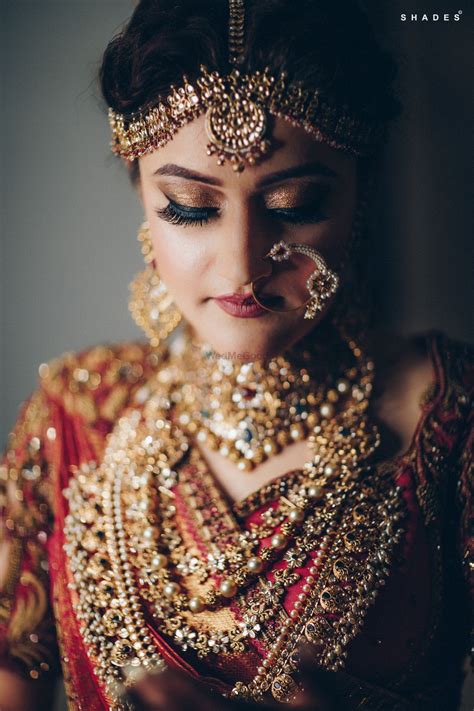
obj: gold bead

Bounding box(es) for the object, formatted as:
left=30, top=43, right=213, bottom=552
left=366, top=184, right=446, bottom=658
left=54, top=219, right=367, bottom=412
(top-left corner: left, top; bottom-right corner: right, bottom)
left=219, top=578, right=237, bottom=598
left=237, top=459, right=253, bottom=472
left=271, top=533, right=287, bottom=549
left=246, top=556, right=263, bottom=573
left=276, top=430, right=289, bottom=446
left=290, top=423, right=305, bottom=440
left=150, top=554, right=167, bottom=570
left=288, top=508, right=304, bottom=523
left=337, top=378, right=350, bottom=394
left=188, top=596, right=205, bottom=613
left=319, top=403, right=334, bottom=419
left=163, top=582, right=179, bottom=597
left=252, top=450, right=264, bottom=464
left=206, top=433, right=218, bottom=449
left=263, top=439, right=278, bottom=455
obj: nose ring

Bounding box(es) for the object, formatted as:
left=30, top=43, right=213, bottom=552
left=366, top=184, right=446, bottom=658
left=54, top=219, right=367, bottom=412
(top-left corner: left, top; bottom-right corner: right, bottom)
left=250, top=240, right=339, bottom=319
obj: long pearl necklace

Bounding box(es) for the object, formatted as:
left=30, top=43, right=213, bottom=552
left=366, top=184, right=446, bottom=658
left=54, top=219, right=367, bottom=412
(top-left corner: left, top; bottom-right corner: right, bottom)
left=62, top=320, right=407, bottom=706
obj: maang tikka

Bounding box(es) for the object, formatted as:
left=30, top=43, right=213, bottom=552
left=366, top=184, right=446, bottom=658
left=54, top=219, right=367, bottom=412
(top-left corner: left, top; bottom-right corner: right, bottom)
left=108, top=1, right=386, bottom=171
left=126, top=0, right=375, bottom=346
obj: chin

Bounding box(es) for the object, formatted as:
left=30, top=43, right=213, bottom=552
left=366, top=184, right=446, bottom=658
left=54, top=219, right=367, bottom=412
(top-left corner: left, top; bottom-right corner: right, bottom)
left=188, top=304, right=315, bottom=362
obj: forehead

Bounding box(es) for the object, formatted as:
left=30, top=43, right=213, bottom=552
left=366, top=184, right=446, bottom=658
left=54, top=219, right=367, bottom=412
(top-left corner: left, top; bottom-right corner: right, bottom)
left=138, top=114, right=356, bottom=189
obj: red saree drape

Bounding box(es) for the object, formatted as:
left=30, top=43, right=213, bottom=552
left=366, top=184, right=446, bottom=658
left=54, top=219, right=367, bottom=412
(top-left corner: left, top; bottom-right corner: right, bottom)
left=0, top=331, right=472, bottom=710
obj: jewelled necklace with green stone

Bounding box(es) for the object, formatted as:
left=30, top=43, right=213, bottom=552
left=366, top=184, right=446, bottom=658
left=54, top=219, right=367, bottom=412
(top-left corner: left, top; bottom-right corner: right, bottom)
left=168, top=321, right=374, bottom=471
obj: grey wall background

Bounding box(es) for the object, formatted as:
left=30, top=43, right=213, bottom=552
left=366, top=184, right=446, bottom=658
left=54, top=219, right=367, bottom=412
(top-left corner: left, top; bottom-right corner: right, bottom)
left=1, top=1, right=473, bottom=708
left=1, top=1, right=473, bottom=445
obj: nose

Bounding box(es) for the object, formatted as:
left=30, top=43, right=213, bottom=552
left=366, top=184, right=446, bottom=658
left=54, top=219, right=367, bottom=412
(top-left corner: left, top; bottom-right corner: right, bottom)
left=213, top=203, right=273, bottom=291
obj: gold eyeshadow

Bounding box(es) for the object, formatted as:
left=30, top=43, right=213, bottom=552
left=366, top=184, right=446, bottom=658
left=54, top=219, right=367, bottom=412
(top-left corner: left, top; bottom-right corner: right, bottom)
left=157, top=184, right=222, bottom=208
left=156, top=178, right=330, bottom=210
left=263, top=183, right=329, bottom=210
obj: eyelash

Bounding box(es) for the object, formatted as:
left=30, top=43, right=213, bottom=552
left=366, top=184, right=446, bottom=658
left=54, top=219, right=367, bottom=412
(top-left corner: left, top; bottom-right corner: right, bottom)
left=154, top=198, right=328, bottom=228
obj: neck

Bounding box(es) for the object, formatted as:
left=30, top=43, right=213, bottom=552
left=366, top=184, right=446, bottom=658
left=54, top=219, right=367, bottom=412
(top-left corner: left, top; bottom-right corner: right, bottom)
left=179, top=314, right=358, bottom=381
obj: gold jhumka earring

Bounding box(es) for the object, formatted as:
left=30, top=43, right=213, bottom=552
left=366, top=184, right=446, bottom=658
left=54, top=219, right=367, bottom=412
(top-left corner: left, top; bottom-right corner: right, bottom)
left=65, top=5, right=411, bottom=708
left=128, top=221, right=182, bottom=349
left=119, top=0, right=381, bottom=345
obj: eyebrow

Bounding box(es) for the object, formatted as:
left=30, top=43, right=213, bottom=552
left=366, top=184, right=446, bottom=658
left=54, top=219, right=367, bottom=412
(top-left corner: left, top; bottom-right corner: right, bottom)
left=152, top=161, right=339, bottom=187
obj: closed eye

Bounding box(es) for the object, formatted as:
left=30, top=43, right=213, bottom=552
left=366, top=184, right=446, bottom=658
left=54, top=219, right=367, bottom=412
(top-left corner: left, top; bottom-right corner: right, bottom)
left=268, top=207, right=327, bottom=225
left=154, top=200, right=219, bottom=227
left=154, top=200, right=328, bottom=228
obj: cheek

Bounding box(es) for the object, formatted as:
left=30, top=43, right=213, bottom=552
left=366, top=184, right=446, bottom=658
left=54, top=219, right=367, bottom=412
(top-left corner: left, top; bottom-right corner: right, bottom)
left=148, top=225, right=210, bottom=300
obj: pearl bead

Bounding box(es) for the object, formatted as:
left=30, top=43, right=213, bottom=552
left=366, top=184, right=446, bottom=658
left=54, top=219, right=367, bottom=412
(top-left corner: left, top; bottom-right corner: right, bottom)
left=288, top=508, right=304, bottom=523
left=163, top=582, right=179, bottom=597
left=246, top=556, right=263, bottom=573
left=306, top=576, right=315, bottom=584
left=307, top=485, right=322, bottom=499
left=219, top=579, right=237, bottom=598
left=319, top=403, right=334, bottom=418
left=271, top=533, right=287, bottom=549
left=237, top=459, right=252, bottom=472
left=337, top=378, right=350, bottom=394
left=290, top=423, right=304, bottom=440
left=263, top=439, right=278, bottom=455
left=188, top=596, right=205, bottom=613
left=150, top=554, right=167, bottom=570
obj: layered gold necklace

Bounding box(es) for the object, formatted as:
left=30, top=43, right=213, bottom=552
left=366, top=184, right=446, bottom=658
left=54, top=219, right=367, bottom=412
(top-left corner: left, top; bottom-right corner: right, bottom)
left=63, top=320, right=407, bottom=707
left=166, top=320, right=375, bottom=471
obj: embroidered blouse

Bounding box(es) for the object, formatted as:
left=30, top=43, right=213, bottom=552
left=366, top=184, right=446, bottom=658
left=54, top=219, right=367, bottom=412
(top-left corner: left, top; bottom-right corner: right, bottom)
left=0, top=330, right=472, bottom=710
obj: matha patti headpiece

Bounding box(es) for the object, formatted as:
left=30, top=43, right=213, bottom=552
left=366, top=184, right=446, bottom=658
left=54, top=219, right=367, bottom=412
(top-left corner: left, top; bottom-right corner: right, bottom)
left=108, top=0, right=385, bottom=171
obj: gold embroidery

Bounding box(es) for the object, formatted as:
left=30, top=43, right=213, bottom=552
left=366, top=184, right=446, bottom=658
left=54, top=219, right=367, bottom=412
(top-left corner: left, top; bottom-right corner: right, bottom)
left=0, top=387, right=59, bottom=680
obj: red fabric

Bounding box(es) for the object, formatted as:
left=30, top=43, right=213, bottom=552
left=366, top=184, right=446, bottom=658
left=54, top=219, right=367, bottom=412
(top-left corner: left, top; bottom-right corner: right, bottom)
left=2, top=331, right=470, bottom=708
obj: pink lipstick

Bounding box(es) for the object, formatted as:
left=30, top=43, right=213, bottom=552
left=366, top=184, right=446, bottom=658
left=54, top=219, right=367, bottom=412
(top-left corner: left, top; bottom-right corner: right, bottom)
left=213, top=293, right=268, bottom=318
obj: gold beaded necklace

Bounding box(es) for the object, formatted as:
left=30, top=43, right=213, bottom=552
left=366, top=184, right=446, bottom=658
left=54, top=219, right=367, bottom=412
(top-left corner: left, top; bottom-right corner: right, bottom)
left=168, top=321, right=374, bottom=471
left=63, top=318, right=407, bottom=705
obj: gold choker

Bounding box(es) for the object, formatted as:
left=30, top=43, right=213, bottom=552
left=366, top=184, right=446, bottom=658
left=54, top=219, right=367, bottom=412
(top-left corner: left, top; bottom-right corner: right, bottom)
left=157, top=321, right=376, bottom=471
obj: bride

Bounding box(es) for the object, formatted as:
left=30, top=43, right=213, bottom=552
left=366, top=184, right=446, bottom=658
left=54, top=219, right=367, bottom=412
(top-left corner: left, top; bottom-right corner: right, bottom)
left=1, top=1, right=471, bottom=709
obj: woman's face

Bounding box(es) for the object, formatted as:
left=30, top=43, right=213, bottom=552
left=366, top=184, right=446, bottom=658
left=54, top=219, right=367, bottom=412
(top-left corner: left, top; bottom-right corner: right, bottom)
left=137, top=115, right=357, bottom=360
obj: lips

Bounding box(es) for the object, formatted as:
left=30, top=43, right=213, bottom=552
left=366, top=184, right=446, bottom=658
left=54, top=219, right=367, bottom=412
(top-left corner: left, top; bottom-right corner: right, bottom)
left=213, top=293, right=267, bottom=318
left=216, top=293, right=257, bottom=306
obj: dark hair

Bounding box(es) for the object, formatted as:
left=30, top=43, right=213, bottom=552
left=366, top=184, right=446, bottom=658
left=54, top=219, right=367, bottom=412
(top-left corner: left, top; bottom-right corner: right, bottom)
left=99, top=0, right=402, bottom=185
